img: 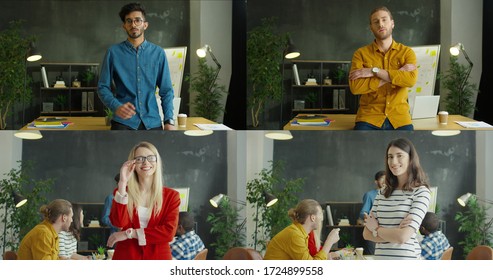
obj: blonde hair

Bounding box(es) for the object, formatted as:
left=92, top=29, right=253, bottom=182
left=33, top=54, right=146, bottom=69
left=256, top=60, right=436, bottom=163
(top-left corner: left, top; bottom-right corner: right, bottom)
left=288, top=199, right=321, bottom=224
left=40, top=199, right=72, bottom=224
left=126, top=141, right=164, bottom=219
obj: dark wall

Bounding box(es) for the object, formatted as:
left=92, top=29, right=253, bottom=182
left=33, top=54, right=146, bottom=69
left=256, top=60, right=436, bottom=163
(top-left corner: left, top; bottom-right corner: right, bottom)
left=21, top=130, right=228, bottom=251
left=273, top=131, right=475, bottom=259
left=247, top=0, right=441, bottom=128
left=2, top=0, right=190, bottom=129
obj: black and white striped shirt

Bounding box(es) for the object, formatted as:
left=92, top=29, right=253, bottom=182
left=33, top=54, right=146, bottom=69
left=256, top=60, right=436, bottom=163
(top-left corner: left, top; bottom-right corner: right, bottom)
left=371, top=186, right=431, bottom=260
left=58, top=231, right=77, bottom=258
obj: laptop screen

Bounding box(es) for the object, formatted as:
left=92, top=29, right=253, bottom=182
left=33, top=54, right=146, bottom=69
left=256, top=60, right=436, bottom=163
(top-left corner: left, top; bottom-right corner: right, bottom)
left=411, top=95, right=440, bottom=119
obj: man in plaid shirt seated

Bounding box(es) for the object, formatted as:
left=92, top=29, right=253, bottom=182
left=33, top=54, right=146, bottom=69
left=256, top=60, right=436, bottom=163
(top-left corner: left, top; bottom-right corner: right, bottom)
left=170, top=212, right=205, bottom=260
left=419, top=212, right=451, bottom=260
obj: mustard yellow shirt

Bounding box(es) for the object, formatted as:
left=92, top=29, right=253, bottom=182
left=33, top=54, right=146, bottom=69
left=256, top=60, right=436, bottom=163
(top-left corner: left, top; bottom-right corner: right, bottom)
left=263, top=222, right=327, bottom=260
left=17, top=220, right=60, bottom=260
left=349, top=40, right=417, bottom=129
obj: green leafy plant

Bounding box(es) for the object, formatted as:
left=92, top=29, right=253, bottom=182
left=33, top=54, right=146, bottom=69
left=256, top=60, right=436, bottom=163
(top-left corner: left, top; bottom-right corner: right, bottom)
left=246, top=161, right=304, bottom=251
left=441, top=56, right=477, bottom=116
left=104, top=107, right=113, bottom=125
left=92, top=245, right=106, bottom=260
left=0, top=161, right=53, bottom=251
left=332, top=65, right=348, bottom=85
left=247, top=17, right=286, bottom=127
left=188, top=57, right=227, bottom=122
left=455, top=196, right=493, bottom=257
left=80, top=68, right=96, bottom=87
left=0, top=20, right=35, bottom=129
left=206, top=197, right=246, bottom=259
left=305, top=92, right=317, bottom=108
left=53, top=94, right=67, bottom=111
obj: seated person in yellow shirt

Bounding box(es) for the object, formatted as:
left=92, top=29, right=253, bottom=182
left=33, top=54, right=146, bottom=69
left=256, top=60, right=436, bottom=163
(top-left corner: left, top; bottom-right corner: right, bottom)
left=264, top=199, right=340, bottom=260
left=17, top=199, right=73, bottom=260
left=349, top=6, right=417, bottom=130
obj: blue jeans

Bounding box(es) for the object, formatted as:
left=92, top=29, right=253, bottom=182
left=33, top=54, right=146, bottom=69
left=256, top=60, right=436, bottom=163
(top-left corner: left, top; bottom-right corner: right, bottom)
left=354, top=118, right=414, bottom=130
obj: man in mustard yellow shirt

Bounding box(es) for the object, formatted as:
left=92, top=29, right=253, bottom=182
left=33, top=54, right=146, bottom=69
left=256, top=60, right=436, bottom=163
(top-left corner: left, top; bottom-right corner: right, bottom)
left=349, top=6, right=417, bottom=130
left=17, top=199, right=73, bottom=260
left=264, top=199, right=340, bottom=260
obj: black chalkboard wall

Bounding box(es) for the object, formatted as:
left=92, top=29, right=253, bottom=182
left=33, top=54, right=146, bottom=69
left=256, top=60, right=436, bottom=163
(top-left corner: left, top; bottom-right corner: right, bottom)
left=247, top=0, right=441, bottom=127
left=21, top=131, right=227, bottom=252
left=273, top=130, right=475, bottom=258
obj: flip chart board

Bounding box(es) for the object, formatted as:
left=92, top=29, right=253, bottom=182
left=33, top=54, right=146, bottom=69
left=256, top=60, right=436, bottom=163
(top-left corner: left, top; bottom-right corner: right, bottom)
left=408, top=45, right=441, bottom=109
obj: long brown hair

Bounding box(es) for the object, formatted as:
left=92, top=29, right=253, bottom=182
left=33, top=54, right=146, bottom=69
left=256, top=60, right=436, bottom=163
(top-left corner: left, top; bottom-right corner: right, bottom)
left=67, top=203, right=82, bottom=241
left=383, top=138, right=429, bottom=197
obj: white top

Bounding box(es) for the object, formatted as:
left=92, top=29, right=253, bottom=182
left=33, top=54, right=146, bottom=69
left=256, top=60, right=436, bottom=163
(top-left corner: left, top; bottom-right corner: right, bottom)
left=138, top=206, right=151, bottom=228
left=371, top=186, right=431, bottom=260
left=58, top=231, right=77, bottom=258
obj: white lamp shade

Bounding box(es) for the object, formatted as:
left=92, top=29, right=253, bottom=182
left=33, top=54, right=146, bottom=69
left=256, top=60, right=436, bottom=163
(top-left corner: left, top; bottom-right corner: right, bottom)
left=196, top=45, right=210, bottom=58
left=265, top=130, right=293, bottom=140
left=285, top=51, right=300, bottom=59
left=209, top=194, right=224, bottom=208
left=449, top=43, right=462, bottom=56
left=14, top=130, right=43, bottom=140
left=431, top=130, right=461, bottom=137
left=457, top=193, right=472, bottom=207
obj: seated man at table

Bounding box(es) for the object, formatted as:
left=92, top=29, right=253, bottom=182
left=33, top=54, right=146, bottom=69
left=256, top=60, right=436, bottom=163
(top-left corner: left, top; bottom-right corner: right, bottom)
left=17, top=199, right=73, bottom=260
left=170, top=212, right=205, bottom=260
left=419, top=212, right=451, bottom=260
left=264, top=199, right=340, bottom=260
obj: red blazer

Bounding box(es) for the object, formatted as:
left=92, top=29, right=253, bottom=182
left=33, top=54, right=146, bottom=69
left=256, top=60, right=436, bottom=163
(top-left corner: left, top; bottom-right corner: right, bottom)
left=110, top=187, right=180, bottom=260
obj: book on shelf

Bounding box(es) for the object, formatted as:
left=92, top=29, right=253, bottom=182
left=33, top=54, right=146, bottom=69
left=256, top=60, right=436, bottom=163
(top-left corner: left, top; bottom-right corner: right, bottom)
left=338, top=89, right=346, bottom=109
left=87, top=92, right=95, bottom=111
left=326, top=205, right=334, bottom=226
left=333, top=89, right=339, bottom=109
left=292, top=64, right=301, bottom=85
left=82, top=92, right=87, bottom=111
left=41, top=67, right=49, bottom=88
left=305, top=78, right=318, bottom=86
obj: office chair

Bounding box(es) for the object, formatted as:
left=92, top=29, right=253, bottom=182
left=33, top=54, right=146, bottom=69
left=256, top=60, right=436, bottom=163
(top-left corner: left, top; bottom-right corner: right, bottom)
left=440, top=247, right=453, bottom=260
left=223, top=247, right=263, bottom=260
left=466, top=245, right=493, bottom=260
left=3, top=251, right=18, bottom=260
left=193, top=248, right=208, bottom=260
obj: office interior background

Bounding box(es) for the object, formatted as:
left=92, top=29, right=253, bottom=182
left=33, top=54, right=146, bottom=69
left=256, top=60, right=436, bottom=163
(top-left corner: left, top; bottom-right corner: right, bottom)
left=0, top=0, right=492, bottom=260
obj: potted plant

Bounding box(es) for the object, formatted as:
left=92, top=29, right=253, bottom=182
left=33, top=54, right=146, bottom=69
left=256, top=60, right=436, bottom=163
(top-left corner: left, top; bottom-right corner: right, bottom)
left=80, top=68, right=96, bottom=87
left=246, top=161, right=304, bottom=251
left=206, top=197, right=246, bottom=259
left=53, top=94, right=67, bottom=111
left=188, top=57, right=227, bottom=122
left=455, top=196, right=493, bottom=258
left=0, top=161, right=53, bottom=252
left=441, top=56, right=478, bottom=116
left=305, top=92, right=318, bottom=109
left=104, top=107, right=113, bottom=126
left=247, top=17, right=286, bottom=128
left=0, top=21, right=34, bottom=129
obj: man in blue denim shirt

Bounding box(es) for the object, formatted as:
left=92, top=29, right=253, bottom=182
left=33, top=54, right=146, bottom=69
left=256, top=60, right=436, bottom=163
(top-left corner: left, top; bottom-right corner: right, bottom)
left=98, top=2, right=175, bottom=130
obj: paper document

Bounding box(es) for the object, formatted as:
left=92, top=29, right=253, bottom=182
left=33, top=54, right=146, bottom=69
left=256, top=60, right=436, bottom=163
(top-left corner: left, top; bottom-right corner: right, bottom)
left=455, top=121, right=493, bottom=128
left=194, top=123, right=233, bottom=130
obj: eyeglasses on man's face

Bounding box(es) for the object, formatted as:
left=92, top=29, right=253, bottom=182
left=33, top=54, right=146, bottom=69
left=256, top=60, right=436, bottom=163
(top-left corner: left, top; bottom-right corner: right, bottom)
left=125, top=17, right=145, bottom=26
left=134, top=155, right=157, bottom=164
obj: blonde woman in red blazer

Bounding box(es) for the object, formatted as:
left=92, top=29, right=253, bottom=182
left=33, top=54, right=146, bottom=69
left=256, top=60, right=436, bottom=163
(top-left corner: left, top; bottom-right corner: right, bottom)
left=107, top=141, right=180, bottom=260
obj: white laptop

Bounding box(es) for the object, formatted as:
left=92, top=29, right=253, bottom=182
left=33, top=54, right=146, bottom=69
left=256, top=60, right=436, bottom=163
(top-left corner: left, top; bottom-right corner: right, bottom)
left=410, top=95, right=440, bottom=119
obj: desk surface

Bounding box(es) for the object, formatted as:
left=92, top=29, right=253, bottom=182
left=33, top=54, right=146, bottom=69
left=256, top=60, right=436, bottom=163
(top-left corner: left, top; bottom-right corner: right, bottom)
left=22, top=117, right=216, bottom=131
left=284, top=114, right=493, bottom=131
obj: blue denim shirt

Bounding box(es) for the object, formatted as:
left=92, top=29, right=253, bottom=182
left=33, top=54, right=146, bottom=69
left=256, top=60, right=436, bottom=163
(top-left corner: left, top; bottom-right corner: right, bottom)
left=98, top=40, right=174, bottom=129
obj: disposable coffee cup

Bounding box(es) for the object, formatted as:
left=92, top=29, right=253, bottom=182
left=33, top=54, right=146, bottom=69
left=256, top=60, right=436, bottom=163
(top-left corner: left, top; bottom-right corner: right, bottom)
left=107, top=249, right=114, bottom=260
left=178, top=113, right=187, bottom=127
left=355, top=247, right=364, bottom=259
left=438, top=111, right=449, bottom=124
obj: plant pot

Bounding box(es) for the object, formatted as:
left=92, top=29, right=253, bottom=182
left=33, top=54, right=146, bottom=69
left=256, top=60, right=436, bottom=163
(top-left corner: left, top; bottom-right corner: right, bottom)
left=105, top=117, right=111, bottom=126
